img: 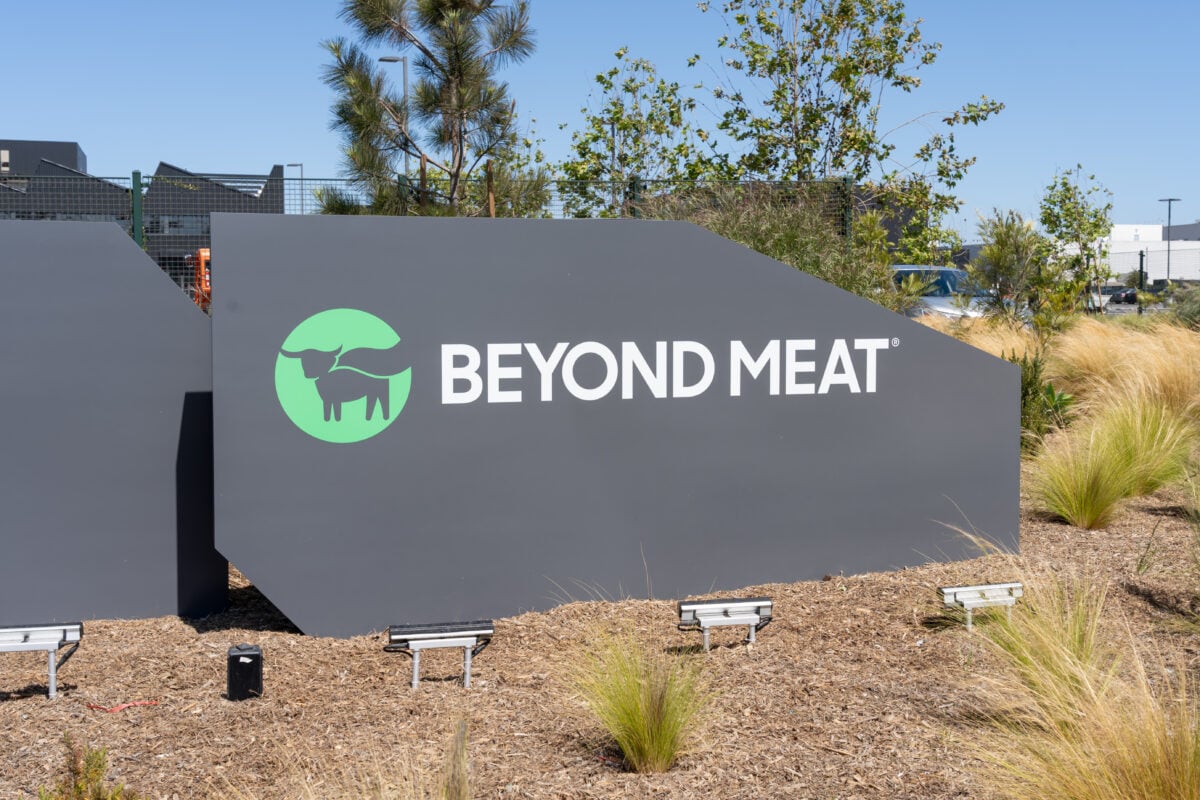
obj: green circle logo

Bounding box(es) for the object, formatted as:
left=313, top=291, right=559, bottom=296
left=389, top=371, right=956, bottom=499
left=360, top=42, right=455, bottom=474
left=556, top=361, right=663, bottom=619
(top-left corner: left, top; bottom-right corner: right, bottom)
left=275, top=309, right=412, bottom=443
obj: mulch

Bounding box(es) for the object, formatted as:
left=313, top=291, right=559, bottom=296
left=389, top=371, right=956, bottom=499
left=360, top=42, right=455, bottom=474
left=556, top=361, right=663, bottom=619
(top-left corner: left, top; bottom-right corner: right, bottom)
left=2, top=488, right=1197, bottom=800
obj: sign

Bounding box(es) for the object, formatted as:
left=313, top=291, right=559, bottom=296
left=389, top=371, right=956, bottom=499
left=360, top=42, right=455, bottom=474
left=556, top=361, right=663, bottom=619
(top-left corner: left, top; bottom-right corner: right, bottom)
left=212, top=215, right=1019, bottom=637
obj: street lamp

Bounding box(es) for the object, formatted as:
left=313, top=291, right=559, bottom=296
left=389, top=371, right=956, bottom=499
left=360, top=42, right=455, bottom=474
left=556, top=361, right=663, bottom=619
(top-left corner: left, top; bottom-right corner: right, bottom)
left=379, top=55, right=410, bottom=178
left=1159, top=197, right=1180, bottom=283
left=287, top=163, right=305, bottom=214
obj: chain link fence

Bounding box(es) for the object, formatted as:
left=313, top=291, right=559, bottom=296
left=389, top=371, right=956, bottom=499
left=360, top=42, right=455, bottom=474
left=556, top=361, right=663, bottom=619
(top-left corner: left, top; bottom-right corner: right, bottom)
left=1, top=172, right=854, bottom=295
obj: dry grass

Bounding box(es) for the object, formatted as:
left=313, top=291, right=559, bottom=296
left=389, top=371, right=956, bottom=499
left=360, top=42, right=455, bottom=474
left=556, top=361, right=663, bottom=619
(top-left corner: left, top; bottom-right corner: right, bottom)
left=224, top=724, right=467, bottom=800
left=1044, top=318, right=1200, bottom=418
left=973, top=572, right=1200, bottom=800
left=916, top=315, right=1039, bottom=360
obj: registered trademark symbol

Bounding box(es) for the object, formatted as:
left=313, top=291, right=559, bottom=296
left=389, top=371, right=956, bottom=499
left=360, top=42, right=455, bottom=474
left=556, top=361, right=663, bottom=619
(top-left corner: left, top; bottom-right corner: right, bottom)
left=891, top=337, right=900, bottom=348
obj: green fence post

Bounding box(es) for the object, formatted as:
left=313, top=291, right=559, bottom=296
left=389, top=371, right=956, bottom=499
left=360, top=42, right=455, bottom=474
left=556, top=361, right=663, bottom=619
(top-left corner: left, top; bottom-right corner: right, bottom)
left=842, top=175, right=853, bottom=241
left=131, top=170, right=144, bottom=248
left=628, top=175, right=643, bottom=218
left=398, top=174, right=409, bottom=216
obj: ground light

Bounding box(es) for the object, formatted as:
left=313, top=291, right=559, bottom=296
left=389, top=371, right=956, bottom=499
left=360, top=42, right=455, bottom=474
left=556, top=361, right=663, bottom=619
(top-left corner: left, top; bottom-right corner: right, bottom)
left=677, top=597, right=773, bottom=651
left=386, top=620, right=494, bottom=688
left=939, top=582, right=1024, bottom=630
left=226, top=643, right=263, bottom=701
left=0, top=622, right=81, bottom=699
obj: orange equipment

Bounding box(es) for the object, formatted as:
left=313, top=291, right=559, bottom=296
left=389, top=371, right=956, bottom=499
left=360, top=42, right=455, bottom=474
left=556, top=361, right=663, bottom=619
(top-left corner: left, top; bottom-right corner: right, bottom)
left=191, top=247, right=211, bottom=312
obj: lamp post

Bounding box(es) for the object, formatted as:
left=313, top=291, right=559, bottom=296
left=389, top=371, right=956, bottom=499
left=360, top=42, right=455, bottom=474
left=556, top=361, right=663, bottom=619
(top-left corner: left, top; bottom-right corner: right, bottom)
left=379, top=56, right=410, bottom=178
left=1159, top=197, right=1180, bottom=283
left=287, top=162, right=304, bottom=214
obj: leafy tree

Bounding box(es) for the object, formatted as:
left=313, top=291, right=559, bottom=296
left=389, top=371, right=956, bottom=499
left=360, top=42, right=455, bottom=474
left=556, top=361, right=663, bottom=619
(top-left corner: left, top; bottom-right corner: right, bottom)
left=322, top=0, right=535, bottom=212
left=695, top=0, right=1001, bottom=179
left=557, top=48, right=723, bottom=217
left=1039, top=165, right=1113, bottom=313
left=694, top=0, right=1001, bottom=262
left=971, top=209, right=1047, bottom=318
left=464, top=121, right=552, bottom=217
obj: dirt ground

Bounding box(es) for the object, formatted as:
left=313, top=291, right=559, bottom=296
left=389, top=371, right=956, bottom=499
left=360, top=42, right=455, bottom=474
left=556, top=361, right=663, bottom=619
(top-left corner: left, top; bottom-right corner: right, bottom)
left=3, top=486, right=1198, bottom=800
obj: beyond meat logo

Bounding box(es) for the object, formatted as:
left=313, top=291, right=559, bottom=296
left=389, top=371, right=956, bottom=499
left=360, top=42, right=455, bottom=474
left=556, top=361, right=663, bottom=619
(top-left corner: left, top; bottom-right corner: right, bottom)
left=275, top=309, right=412, bottom=443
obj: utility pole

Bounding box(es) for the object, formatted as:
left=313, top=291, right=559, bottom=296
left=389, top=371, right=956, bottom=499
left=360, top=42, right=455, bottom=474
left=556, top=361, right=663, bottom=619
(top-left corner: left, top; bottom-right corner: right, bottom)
left=379, top=56, right=411, bottom=178
left=1159, top=197, right=1180, bottom=283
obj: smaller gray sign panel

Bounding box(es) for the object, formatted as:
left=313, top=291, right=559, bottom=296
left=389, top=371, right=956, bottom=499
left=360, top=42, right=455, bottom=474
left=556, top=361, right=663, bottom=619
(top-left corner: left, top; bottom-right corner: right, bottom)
left=0, top=221, right=226, bottom=625
left=213, top=215, right=1018, bottom=637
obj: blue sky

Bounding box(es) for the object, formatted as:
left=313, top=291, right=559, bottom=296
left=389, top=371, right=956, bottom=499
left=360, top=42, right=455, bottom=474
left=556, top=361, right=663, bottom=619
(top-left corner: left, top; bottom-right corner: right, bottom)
left=6, top=1, right=1198, bottom=238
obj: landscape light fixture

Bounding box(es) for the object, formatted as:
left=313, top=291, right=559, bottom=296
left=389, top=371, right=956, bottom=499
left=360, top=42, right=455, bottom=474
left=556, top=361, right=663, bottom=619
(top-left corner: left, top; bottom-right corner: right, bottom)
left=677, top=597, right=773, bottom=652
left=378, top=55, right=411, bottom=178
left=0, top=622, right=82, bottom=699
left=1159, top=197, right=1181, bottom=283
left=226, top=643, right=263, bottom=701
left=286, top=163, right=305, bottom=215
left=938, top=582, right=1023, bottom=631
left=386, top=620, right=493, bottom=688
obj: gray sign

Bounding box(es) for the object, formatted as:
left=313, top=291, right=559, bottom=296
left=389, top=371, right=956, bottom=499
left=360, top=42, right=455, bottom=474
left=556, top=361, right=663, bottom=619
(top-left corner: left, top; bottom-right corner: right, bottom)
left=0, top=221, right=226, bottom=625
left=212, top=214, right=1018, bottom=637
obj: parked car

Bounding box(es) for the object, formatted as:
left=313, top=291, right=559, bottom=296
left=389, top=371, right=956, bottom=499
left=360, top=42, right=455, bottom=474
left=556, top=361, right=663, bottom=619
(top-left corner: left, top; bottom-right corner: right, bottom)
left=1111, top=287, right=1138, bottom=304
left=893, top=266, right=992, bottom=319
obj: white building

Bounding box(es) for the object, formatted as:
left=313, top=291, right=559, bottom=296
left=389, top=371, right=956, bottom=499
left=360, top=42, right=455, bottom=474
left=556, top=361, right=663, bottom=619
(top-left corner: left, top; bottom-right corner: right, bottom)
left=1106, top=222, right=1200, bottom=284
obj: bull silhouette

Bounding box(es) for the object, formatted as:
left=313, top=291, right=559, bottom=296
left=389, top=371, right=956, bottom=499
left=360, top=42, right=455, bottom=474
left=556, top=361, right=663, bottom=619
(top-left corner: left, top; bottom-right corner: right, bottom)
left=279, top=343, right=406, bottom=423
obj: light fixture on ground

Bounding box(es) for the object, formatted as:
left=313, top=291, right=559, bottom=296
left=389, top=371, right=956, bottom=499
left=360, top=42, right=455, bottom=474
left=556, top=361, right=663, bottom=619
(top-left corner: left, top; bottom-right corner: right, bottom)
left=938, top=582, right=1023, bottom=630
left=378, top=55, right=411, bottom=178
left=1159, top=197, right=1181, bottom=282
left=286, top=163, right=305, bottom=215
left=677, top=597, right=773, bottom=651
left=0, top=622, right=82, bottom=699
left=386, top=620, right=493, bottom=688
left=226, top=643, right=263, bottom=700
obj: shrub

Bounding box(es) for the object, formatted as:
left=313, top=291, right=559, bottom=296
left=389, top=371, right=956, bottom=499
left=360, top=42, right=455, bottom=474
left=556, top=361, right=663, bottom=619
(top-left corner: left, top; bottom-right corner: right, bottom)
left=38, top=735, right=141, bottom=800
left=1006, top=348, right=1073, bottom=453
left=572, top=630, right=710, bottom=773
left=1174, top=284, right=1200, bottom=330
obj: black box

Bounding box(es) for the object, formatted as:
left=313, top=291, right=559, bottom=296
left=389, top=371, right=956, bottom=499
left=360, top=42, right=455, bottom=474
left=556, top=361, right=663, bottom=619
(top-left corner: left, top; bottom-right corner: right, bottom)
left=226, top=643, right=262, bottom=701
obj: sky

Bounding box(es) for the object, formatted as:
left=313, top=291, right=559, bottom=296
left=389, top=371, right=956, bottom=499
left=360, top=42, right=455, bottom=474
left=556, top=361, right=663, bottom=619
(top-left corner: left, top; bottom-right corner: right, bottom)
left=6, top=0, right=1199, bottom=239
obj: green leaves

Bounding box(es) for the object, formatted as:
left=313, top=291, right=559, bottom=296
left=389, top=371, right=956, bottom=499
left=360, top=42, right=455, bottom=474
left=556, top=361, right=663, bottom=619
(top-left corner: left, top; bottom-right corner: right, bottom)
left=556, top=48, right=724, bottom=216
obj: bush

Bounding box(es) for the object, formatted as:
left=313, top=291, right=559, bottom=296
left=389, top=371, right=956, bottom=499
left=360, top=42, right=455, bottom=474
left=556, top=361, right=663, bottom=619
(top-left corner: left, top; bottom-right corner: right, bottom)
left=641, top=184, right=897, bottom=308
left=38, top=736, right=141, bottom=800
left=572, top=630, right=710, bottom=773
left=1006, top=348, right=1073, bottom=453
left=1174, top=284, right=1200, bottom=330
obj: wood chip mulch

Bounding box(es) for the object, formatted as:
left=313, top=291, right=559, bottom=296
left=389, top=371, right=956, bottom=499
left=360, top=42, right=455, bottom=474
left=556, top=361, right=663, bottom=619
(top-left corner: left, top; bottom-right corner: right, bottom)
left=2, top=489, right=1198, bottom=799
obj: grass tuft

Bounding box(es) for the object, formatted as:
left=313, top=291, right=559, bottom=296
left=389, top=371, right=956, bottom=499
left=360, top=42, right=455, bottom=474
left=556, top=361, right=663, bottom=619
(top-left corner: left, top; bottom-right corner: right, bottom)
left=1033, top=389, right=1196, bottom=528
left=572, top=630, right=710, bottom=773
left=973, top=573, right=1200, bottom=800
left=1032, top=426, right=1134, bottom=529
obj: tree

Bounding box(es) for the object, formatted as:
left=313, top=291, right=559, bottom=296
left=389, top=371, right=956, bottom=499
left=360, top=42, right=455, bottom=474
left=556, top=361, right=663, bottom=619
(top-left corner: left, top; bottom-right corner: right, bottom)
left=696, top=0, right=1001, bottom=181
left=694, top=0, right=1001, bottom=261
left=971, top=209, right=1047, bottom=318
left=322, top=0, right=535, bottom=212
left=557, top=48, right=723, bottom=217
left=1039, top=165, right=1113, bottom=313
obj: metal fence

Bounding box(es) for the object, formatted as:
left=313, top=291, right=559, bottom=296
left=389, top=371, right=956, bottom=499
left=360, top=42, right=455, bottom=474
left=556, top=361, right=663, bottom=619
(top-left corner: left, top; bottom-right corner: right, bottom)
left=1, top=172, right=858, bottom=297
